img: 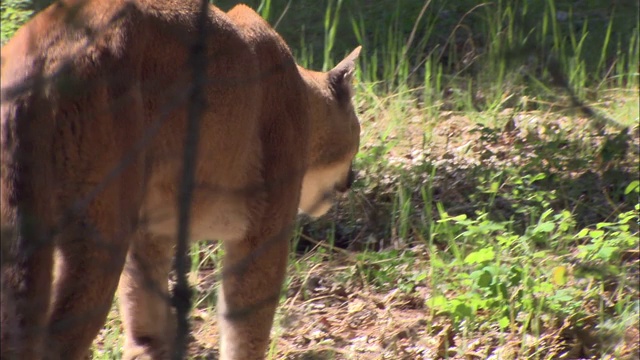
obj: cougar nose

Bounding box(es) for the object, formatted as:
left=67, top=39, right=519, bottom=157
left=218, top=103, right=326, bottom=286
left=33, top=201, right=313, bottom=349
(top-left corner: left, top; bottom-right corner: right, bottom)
left=335, top=167, right=355, bottom=193
left=346, top=167, right=355, bottom=188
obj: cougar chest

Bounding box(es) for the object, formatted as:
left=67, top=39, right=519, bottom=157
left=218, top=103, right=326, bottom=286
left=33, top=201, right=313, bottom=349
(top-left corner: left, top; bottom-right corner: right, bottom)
left=140, top=171, right=252, bottom=242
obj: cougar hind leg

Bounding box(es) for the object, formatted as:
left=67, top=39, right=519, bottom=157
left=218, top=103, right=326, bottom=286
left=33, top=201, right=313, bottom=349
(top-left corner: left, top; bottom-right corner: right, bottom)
left=1, top=97, right=56, bottom=360
left=46, top=189, right=134, bottom=360
left=119, top=232, right=176, bottom=360
left=0, top=216, right=55, bottom=360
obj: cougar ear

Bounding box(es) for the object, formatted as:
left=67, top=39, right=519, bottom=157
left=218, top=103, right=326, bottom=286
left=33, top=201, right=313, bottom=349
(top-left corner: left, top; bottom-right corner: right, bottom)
left=328, top=46, right=362, bottom=104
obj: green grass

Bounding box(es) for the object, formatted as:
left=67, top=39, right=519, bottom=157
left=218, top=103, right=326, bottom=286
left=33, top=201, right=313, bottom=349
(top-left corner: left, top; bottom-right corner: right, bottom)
left=1, top=0, right=33, bottom=43
left=2, top=0, right=639, bottom=359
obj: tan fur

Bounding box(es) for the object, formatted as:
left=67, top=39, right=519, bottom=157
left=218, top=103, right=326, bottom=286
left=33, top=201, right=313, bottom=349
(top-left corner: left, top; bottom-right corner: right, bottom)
left=0, top=1, right=361, bottom=359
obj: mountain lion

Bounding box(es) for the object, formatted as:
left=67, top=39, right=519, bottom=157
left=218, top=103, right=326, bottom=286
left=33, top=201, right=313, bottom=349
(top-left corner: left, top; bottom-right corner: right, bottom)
left=0, top=0, right=361, bottom=359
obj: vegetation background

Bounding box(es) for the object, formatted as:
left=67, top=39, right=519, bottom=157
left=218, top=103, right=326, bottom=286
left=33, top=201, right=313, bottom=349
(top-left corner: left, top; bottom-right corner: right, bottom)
left=2, top=0, right=638, bottom=359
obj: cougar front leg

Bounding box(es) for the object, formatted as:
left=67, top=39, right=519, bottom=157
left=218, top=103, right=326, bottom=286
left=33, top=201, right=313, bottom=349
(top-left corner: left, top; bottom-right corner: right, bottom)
left=218, top=225, right=291, bottom=360
left=119, top=232, right=175, bottom=360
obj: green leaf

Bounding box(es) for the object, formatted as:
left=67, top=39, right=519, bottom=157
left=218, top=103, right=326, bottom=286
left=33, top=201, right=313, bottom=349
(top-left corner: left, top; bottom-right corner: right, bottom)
left=551, top=266, right=567, bottom=286
left=534, top=222, right=555, bottom=233
left=464, top=247, right=495, bottom=264
left=430, top=256, right=445, bottom=268
left=495, top=282, right=508, bottom=298
left=624, top=180, right=639, bottom=194
left=438, top=214, right=467, bottom=223
left=619, top=212, right=637, bottom=224
left=477, top=270, right=493, bottom=288
left=497, top=234, right=518, bottom=247
left=530, top=173, right=546, bottom=183
left=576, top=228, right=590, bottom=238
left=597, top=246, right=617, bottom=261
left=533, top=251, right=547, bottom=258
left=551, top=289, right=573, bottom=302
left=413, top=272, right=427, bottom=282
left=454, top=303, right=474, bottom=319
left=596, top=222, right=615, bottom=229
left=508, top=266, right=523, bottom=286
left=540, top=209, right=554, bottom=222
left=498, top=316, right=510, bottom=329
left=427, top=295, right=448, bottom=310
